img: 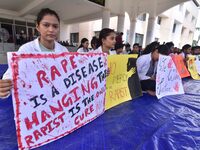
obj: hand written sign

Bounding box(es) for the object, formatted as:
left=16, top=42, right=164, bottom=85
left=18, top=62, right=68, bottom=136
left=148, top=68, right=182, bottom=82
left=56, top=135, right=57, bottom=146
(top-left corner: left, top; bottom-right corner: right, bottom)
left=106, top=55, right=142, bottom=110
left=171, top=55, right=190, bottom=78
left=8, top=52, right=107, bottom=149
left=156, top=55, right=184, bottom=99
left=187, top=55, right=200, bottom=80
left=195, top=55, right=200, bottom=75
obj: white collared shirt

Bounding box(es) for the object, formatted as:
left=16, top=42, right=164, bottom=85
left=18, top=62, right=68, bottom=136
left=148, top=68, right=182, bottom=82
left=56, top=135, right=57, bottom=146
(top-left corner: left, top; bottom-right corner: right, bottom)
left=77, top=47, right=89, bottom=53
left=136, top=53, right=152, bottom=80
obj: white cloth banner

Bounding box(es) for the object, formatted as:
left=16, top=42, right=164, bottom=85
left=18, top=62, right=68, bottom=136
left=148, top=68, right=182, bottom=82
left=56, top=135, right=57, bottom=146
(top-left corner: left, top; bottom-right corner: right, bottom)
left=8, top=52, right=107, bottom=149
left=195, top=55, right=200, bottom=75
left=156, top=55, right=184, bottom=99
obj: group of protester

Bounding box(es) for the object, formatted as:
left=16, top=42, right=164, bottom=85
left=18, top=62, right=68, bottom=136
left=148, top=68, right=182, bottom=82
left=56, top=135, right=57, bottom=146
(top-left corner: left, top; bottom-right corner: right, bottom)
left=0, top=8, right=199, bottom=99
left=77, top=33, right=200, bottom=96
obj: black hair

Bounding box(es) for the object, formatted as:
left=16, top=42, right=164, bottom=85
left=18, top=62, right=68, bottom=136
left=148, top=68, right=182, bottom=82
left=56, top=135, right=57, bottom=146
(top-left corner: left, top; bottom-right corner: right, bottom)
left=37, top=8, right=60, bottom=25
left=157, top=44, right=170, bottom=55
left=115, top=43, right=124, bottom=50
left=91, top=36, right=98, bottom=49
left=182, top=44, right=191, bottom=52
left=98, top=28, right=115, bottom=46
left=165, top=42, right=174, bottom=49
left=78, top=38, right=89, bottom=49
left=192, top=46, right=197, bottom=51
left=125, top=43, right=131, bottom=48
left=142, top=41, right=160, bottom=55
left=133, top=43, right=140, bottom=47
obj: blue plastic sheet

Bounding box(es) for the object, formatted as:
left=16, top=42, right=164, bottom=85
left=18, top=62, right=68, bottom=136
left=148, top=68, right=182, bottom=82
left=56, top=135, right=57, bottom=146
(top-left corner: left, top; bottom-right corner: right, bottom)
left=0, top=65, right=200, bottom=150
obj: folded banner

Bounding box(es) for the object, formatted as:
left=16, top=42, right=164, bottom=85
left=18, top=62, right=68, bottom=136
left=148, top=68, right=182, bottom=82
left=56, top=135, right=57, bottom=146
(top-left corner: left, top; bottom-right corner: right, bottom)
left=187, top=55, right=200, bottom=80
left=106, top=55, right=142, bottom=110
left=8, top=52, right=107, bottom=149
left=171, top=55, right=190, bottom=78
left=156, top=55, right=184, bottom=99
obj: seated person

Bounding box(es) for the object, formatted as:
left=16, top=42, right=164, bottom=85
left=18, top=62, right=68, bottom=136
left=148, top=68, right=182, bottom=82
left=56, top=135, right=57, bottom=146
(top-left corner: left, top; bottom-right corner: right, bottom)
left=136, top=45, right=169, bottom=96
left=114, top=43, right=124, bottom=55
left=180, top=44, right=192, bottom=58
left=129, top=43, right=140, bottom=54
left=77, top=38, right=89, bottom=53
left=192, top=46, right=200, bottom=55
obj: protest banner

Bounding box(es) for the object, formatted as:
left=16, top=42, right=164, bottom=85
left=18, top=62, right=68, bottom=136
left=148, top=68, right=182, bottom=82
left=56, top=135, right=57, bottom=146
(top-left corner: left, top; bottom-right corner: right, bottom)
left=187, top=55, right=200, bottom=80
left=8, top=52, right=107, bottom=149
left=195, top=55, right=200, bottom=75
left=156, top=55, right=184, bottom=99
left=171, top=55, right=190, bottom=78
left=106, top=55, right=142, bottom=110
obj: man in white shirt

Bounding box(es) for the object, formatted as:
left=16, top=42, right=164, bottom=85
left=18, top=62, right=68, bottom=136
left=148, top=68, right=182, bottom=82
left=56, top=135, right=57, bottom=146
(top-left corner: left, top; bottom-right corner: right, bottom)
left=136, top=44, right=169, bottom=96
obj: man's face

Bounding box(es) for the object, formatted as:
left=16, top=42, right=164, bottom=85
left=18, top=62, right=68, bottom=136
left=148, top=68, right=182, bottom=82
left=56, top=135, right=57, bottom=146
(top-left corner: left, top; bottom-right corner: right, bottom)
left=133, top=45, right=139, bottom=52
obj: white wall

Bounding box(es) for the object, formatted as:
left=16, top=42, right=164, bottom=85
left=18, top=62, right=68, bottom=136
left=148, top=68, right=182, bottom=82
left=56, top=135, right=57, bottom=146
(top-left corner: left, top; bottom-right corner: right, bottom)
left=60, top=1, right=199, bottom=48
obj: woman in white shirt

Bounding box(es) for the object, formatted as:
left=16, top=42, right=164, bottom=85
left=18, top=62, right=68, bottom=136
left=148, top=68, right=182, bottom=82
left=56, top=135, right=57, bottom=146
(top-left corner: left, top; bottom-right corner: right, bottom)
left=77, top=38, right=89, bottom=53
left=0, top=8, right=68, bottom=99
left=95, top=28, right=116, bottom=54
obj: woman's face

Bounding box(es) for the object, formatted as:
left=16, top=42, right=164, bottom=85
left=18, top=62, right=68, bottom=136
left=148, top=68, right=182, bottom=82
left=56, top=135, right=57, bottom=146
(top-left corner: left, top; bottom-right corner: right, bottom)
left=83, top=41, right=89, bottom=49
left=102, top=32, right=116, bottom=51
left=37, top=15, right=59, bottom=42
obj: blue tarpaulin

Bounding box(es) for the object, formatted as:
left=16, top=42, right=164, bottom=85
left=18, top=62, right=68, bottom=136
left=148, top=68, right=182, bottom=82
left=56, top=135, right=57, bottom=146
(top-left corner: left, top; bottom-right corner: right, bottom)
left=0, top=65, right=200, bottom=150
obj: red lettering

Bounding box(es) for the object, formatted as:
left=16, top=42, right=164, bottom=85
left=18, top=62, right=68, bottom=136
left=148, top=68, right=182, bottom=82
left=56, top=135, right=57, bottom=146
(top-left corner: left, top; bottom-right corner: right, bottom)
left=40, top=126, right=48, bottom=136
left=41, top=111, right=51, bottom=123
left=74, top=105, right=94, bottom=125
left=25, top=111, right=39, bottom=130
left=57, top=112, right=65, bottom=124
left=91, top=77, right=98, bottom=89
left=25, top=135, right=34, bottom=147
left=74, top=116, right=79, bottom=125
left=70, top=87, right=81, bottom=103
left=33, top=130, right=43, bottom=141
left=81, top=82, right=90, bottom=96
left=49, top=100, right=63, bottom=115
left=61, top=59, right=68, bottom=73
left=51, top=66, right=61, bottom=81
left=85, top=108, right=89, bottom=117
left=53, top=118, right=60, bottom=128
left=70, top=56, right=77, bottom=69
left=80, top=113, right=84, bottom=121
left=62, top=94, right=73, bottom=107
left=37, top=70, right=49, bottom=88
left=90, top=104, right=94, bottom=113
left=46, top=121, right=54, bottom=133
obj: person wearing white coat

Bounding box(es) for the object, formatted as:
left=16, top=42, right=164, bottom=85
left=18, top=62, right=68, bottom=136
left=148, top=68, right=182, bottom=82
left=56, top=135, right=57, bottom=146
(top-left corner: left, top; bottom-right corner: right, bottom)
left=0, top=8, right=68, bottom=99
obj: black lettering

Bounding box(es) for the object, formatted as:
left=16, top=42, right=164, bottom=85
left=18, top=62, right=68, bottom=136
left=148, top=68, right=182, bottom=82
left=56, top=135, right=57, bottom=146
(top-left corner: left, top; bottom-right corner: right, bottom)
left=40, top=94, right=47, bottom=105
left=76, top=69, right=82, bottom=81
left=81, top=66, right=87, bottom=78
left=98, top=57, right=103, bottom=68
left=29, top=96, right=40, bottom=108
left=52, top=85, right=60, bottom=98
left=93, top=60, right=98, bottom=71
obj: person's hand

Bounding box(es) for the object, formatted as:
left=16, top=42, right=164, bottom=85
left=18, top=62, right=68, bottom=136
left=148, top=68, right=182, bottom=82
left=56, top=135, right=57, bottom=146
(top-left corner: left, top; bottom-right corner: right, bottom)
left=150, top=75, right=156, bottom=80
left=0, top=79, right=12, bottom=98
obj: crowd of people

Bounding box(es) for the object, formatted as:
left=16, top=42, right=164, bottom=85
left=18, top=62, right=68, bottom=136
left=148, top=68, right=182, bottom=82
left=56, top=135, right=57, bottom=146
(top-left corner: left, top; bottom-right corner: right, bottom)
left=76, top=31, right=200, bottom=96
left=0, top=8, right=200, bottom=99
